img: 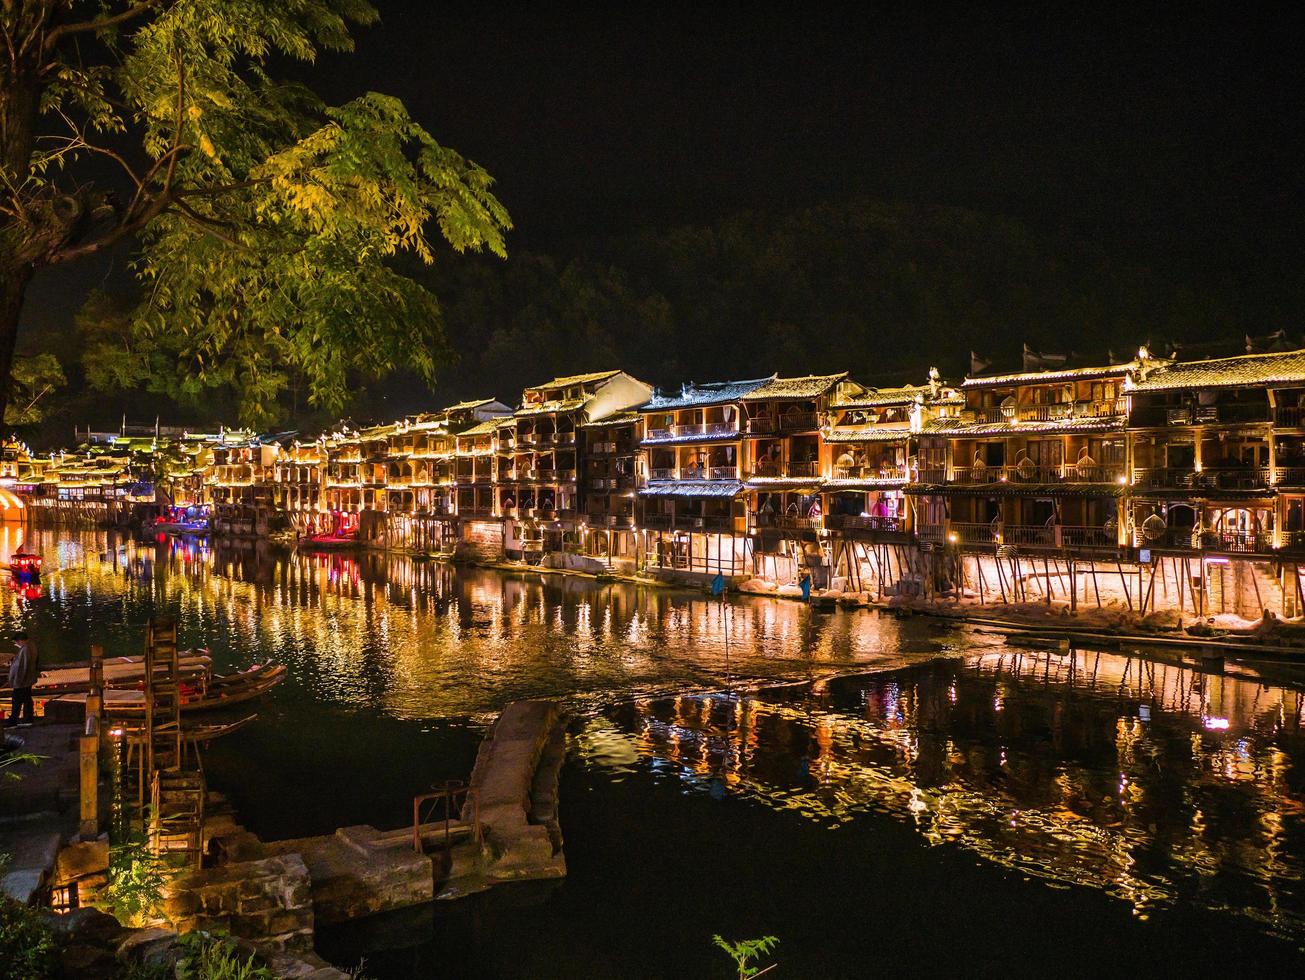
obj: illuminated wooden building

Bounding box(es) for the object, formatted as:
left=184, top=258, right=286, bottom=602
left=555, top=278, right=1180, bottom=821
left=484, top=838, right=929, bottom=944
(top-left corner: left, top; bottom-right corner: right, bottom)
left=636, top=378, right=769, bottom=579
left=271, top=441, right=327, bottom=533
left=493, top=371, right=652, bottom=561
left=821, top=372, right=961, bottom=593
left=579, top=411, right=641, bottom=569
left=208, top=439, right=280, bottom=536
left=741, top=373, right=849, bottom=584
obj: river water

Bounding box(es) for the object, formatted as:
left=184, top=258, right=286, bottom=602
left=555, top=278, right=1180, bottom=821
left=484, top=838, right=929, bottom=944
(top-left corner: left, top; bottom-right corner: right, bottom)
left=4, top=525, right=1305, bottom=977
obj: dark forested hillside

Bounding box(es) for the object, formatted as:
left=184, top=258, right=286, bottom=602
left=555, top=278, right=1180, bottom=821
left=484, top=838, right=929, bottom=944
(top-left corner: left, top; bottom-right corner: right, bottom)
left=21, top=196, right=1304, bottom=446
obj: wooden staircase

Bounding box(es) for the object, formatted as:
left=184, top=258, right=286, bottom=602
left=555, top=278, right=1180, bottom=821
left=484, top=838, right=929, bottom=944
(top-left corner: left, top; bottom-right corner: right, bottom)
left=143, top=619, right=205, bottom=868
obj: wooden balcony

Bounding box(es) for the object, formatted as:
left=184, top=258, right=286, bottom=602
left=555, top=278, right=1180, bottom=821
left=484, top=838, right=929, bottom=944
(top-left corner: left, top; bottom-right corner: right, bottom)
left=638, top=513, right=733, bottom=532
left=589, top=513, right=634, bottom=528
left=833, top=464, right=912, bottom=481
left=751, top=461, right=819, bottom=479
left=645, top=421, right=739, bottom=441
left=1131, top=466, right=1270, bottom=491
left=747, top=411, right=819, bottom=434
left=825, top=514, right=903, bottom=533
left=938, top=523, right=1119, bottom=551
left=753, top=513, right=822, bottom=531
left=1141, top=527, right=1273, bottom=553
left=947, top=462, right=1126, bottom=485
left=1133, top=403, right=1269, bottom=427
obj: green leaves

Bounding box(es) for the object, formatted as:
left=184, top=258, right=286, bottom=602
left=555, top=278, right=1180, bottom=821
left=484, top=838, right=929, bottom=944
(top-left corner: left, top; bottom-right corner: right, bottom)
left=4, top=0, right=510, bottom=428
left=712, top=934, right=780, bottom=980
left=4, top=353, right=66, bottom=426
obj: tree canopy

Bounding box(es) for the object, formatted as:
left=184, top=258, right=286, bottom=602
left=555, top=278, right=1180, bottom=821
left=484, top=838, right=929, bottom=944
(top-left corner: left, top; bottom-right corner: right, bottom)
left=0, top=0, right=510, bottom=426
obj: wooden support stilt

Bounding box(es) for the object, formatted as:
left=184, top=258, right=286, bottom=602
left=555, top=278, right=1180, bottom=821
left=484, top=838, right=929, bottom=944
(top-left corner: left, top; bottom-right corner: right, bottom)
left=1042, top=556, right=1053, bottom=603
left=1249, top=558, right=1263, bottom=615
left=1069, top=560, right=1077, bottom=614
left=1142, top=561, right=1157, bottom=617
left=1115, top=560, right=1133, bottom=611
left=1090, top=561, right=1101, bottom=607
left=996, top=552, right=1010, bottom=603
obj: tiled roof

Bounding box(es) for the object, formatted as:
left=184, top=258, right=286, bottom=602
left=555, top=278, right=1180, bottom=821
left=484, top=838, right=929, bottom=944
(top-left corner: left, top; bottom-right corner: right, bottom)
left=642, top=378, right=772, bottom=411
left=923, top=416, right=1126, bottom=437
left=638, top=480, right=744, bottom=499
left=745, top=478, right=823, bottom=491
left=1129, top=349, right=1305, bottom=392
left=457, top=419, right=502, bottom=437
left=825, top=425, right=914, bottom=443
left=742, top=373, right=848, bottom=400
left=583, top=411, right=640, bottom=428
left=963, top=362, right=1138, bottom=389
left=831, top=384, right=931, bottom=408
left=441, top=398, right=503, bottom=413
left=523, top=370, right=620, bottom=392
left=514, top=397, right=589, bottom=417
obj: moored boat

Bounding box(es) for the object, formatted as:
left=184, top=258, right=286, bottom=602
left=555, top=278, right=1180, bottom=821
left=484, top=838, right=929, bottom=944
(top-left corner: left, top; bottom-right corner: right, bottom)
left=39, top=662, right=287, bottom=717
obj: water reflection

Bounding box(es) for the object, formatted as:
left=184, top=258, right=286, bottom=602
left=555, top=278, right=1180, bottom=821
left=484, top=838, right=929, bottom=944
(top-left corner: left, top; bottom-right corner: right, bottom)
left=10, top=527, right=1305, bottom=944
left=4, top=527, right=958, bottom=720
left=575, top=650, right=1305, bottom=936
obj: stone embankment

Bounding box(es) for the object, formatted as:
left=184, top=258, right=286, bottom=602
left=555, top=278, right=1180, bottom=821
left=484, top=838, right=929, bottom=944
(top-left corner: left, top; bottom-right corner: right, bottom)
left=183, top=699, right=567, bottom=937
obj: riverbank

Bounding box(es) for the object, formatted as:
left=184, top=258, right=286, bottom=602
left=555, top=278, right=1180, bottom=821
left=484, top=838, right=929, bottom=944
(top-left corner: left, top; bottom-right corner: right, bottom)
left=400, top=544, right=1305, bottom=661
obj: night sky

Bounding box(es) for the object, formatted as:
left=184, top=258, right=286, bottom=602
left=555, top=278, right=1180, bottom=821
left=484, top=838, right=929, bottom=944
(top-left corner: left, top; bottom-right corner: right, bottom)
left=20, top=3, right=1305, bottom=379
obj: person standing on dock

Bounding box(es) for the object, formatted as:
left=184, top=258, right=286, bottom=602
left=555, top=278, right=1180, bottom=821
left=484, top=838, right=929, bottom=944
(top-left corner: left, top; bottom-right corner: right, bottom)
left=6, top=632, right=39, bottom=728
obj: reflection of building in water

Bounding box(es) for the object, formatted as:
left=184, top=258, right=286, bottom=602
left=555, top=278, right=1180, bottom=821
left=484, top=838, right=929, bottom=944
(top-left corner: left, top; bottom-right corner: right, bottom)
left=580, top=650, right=1305, bottom=931
left=18, top=529, right=939, bottom=719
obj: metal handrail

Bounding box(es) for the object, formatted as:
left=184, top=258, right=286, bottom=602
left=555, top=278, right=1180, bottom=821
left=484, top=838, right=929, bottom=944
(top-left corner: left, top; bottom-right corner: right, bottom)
left=412, top=781, right=482, bottom=855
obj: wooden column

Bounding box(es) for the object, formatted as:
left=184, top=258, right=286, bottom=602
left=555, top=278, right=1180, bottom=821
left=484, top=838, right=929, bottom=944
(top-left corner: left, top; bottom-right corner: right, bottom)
left=79, top=732, right=99, bottom=839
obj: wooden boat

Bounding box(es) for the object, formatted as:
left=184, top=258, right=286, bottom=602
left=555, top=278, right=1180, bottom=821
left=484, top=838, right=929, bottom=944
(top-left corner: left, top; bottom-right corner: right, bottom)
left=3, top=654, right=213, bottom=698
left=119, top=712, right=258, bottom=746
left=41, top=663, right=287, bottom=717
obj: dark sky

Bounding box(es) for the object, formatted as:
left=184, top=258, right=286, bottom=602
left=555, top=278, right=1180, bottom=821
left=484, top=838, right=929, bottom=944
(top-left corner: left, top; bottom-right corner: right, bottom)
left=22, top=2, right=1305, bottom=345
left=310, top=2, right=1304, bottom=267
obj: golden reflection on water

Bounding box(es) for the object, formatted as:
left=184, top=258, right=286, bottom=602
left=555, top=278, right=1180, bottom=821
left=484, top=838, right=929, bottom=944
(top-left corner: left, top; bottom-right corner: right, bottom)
left=10, top=528, right=1305, bottom=936
left=574, top=649, right=1305, bottom=935
left=4, top=528, right=961, bottom=720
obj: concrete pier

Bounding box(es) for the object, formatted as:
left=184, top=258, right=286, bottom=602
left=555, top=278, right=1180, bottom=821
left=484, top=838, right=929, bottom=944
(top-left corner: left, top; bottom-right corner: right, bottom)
left=462, top=699, right=567, bottom=888
left=200, top=699, right=568, bottom=927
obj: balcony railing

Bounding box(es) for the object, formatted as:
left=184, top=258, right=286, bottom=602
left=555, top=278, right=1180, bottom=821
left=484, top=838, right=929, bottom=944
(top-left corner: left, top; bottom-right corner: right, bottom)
left=645, top=421, right=739, bottom=441
left=916, top=524, right=945, bottom=544
left=1274, top=464, right=1305, bottom=486
left=599, top=514, right=634, bottom=527
left=753, top=513, right=822, bottom=531
left=1058, top=525, right=1118, bottom=548
left=948, top=522, right=1000, bottom=545
left=648, top=467, right=676, bottom=480
left=1131, top=466, right=1270, bottom=490
left=748, top=412, right=819, bottom=433
left=637, top=513, right=733, bottom=532
left=947, top=462, right=1126, bottom=484
left=825, top=514, right=904, bottom=533
left=678, top=465, right=738, bottom=480
left=1135, top=403, right=1270, bottom=427
left=1276, top=406, right=1305, bottom=427
left=832, top=464, right=912, bottom=481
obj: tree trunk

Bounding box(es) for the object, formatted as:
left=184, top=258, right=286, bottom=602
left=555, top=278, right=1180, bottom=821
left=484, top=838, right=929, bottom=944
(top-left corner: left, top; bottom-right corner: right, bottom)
left=0, top=263, right=33, bottom=423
